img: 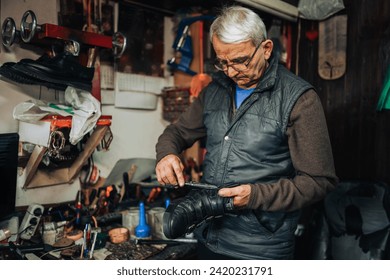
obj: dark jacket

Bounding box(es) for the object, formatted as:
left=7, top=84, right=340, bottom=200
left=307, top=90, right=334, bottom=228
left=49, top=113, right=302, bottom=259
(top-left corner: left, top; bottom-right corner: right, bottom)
left=193, top=56, right=311, bottom=259
left=156, top=55, right=338, bottom=259
left=201, top=62, right=312, bottom=185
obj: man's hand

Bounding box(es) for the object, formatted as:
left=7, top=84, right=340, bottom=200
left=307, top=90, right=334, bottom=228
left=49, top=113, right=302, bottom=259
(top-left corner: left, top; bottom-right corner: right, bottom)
left=218, top=184, right=251, bottom=209
left=155, top=154, right=185, bottom=186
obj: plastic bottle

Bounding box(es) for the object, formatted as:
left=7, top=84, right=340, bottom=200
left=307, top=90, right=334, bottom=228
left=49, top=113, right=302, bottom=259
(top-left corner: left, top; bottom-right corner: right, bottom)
left=135, top=202, right=151, bottom=239
left=165, top=198, right=171, bottom=208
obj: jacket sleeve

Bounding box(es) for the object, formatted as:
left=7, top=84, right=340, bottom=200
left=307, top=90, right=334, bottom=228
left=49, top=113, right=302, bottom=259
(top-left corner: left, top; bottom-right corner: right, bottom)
left=247, top=89, right=339, bottom=212
left=155, top=91, right=207, bottom=163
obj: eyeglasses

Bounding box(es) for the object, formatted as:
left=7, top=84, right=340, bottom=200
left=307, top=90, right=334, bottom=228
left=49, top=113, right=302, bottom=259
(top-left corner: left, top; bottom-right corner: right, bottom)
left=214, top=42, right=262, bottom=71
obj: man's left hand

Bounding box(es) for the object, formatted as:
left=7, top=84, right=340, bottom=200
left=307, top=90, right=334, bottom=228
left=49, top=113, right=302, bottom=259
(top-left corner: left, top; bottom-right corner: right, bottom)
left=218, top=184, right=251, bottom=209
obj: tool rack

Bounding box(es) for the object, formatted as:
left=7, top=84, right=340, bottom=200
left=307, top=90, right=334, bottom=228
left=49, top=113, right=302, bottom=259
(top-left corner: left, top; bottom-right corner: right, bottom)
left=1, top=10, right=127, bottom=100
left=1, top=10, right=122, bottom=189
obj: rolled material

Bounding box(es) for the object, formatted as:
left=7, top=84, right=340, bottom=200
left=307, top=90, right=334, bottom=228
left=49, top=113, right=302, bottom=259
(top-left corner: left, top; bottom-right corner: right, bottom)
left=108, top=227, right=129, bottom=244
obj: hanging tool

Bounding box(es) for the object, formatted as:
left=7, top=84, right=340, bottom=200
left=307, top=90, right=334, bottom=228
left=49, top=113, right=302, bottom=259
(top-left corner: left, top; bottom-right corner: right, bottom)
left=167, top=15, right=214, bottom=76
left=318, top=15, right=347, bottom=80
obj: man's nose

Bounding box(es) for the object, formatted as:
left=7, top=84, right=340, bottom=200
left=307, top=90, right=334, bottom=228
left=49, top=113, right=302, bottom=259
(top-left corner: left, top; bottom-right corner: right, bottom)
left=226, top=65, right=239, bottom=77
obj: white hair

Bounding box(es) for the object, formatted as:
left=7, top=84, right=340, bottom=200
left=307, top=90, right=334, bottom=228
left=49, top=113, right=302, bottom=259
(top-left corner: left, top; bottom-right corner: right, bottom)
left=210, top=6, right=267, bottom=46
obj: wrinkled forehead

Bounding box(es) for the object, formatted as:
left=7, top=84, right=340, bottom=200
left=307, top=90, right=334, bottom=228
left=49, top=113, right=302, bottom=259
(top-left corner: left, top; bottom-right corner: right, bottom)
left=212, top=35, right=254, bottom=58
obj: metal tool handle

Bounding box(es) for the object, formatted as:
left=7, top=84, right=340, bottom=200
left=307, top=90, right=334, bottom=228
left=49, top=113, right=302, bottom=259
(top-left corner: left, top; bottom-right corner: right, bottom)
left=112, top=31, right=127, bottom=58
left=20, top=10, right=39, bottom=43
left=183, top=181, right=218, bottom=189
left=137, top=181, right=238, bottom=190
left=134, top=238, right=198, bottom=245
left=1, top=17, right=17, bottom=47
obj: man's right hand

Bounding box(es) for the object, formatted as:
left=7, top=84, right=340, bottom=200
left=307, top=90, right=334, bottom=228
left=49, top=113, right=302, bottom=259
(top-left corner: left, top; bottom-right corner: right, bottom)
left=155, top=154, right=185, bottom=187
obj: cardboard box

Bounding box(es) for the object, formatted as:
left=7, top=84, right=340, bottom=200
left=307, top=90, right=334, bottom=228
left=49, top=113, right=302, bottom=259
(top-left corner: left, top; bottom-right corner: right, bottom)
left=19, top=121, right=52, bottom=147
left=18, top=117, right=111, bottom=189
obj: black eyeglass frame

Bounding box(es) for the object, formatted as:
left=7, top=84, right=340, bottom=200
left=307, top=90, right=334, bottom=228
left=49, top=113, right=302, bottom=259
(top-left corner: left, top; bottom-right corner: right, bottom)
left=214, top=41, right=263, bottom=71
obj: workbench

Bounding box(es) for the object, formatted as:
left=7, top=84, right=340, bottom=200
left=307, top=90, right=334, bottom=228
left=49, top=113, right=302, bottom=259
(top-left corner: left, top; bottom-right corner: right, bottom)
left=0, top=203, right=197, bottom=260
left=0, top=235, right=198, bottom=260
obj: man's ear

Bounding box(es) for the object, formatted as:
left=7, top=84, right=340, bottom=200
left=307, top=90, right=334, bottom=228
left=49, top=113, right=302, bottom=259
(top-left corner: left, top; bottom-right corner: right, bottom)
left=263, top=39, right=273, bottom=60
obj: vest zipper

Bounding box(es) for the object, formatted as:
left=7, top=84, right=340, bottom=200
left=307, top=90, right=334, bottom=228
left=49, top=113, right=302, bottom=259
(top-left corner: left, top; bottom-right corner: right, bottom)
left=229, top=86, right=236, bottom=120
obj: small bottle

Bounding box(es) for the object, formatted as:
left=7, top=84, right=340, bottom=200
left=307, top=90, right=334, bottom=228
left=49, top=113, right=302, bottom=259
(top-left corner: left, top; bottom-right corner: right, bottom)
left=165, top=198, right=171, bottom=209
left=0, top=228, right=11, bottom=242
left=135, top=202, right=151, bottom=239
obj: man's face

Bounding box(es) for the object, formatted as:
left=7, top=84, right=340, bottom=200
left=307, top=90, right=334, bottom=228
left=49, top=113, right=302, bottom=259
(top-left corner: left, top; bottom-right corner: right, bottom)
left=212, top=35, right=272, bottom=89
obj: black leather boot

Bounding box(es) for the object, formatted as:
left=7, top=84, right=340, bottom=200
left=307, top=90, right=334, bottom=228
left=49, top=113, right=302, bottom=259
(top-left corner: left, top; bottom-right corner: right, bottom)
left=0, top=62, right=67, bottom=91
left=163, top=189, right=234, bottom=239
left=13, top=52, right=94, bottom=92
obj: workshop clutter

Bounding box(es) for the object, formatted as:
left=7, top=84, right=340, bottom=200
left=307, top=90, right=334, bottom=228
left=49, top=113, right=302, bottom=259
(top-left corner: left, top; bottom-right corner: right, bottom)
left=120, top=205, right=166, bottom=240
left=0, top=8, right=127, bottom=109
left=0, top=8, right=120, bottom=191
left=0, top=228, right=11, bottom=242
left=167, top=15, right=215, bottom=76
left=161, top=87, right=191, bottom=123
left=15, top=87, right=111, bottom=189
left=77, top=158, right=171, bottom=241
left=15, top=86, right=102, bottom=145
left=0, top=156, right=202, bottom=259
left=108, top=227, right=129, bottom=244
left=41, top=220, right=67, bottom=245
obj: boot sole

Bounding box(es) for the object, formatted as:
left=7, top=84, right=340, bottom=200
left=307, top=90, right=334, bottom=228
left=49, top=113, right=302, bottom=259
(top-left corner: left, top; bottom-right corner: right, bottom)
left=13, top=64, right=92, bottom=92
